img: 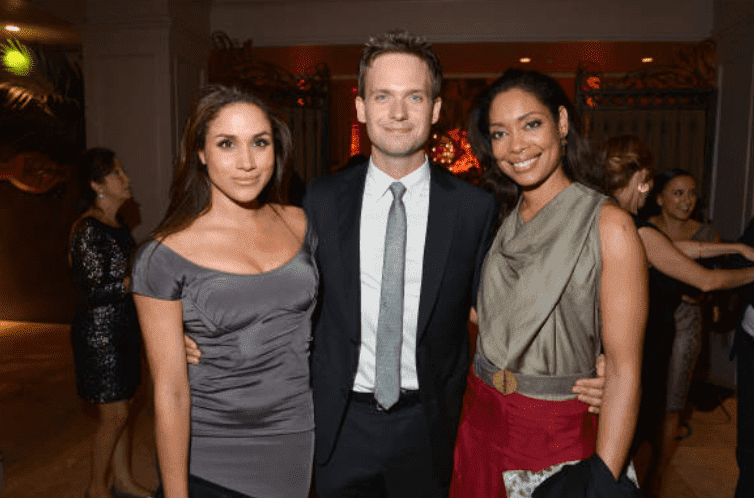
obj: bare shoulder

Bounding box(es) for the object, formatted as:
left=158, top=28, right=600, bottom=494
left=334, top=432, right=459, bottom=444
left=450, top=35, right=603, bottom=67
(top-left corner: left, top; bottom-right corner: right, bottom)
left=598, top=202, right=644, bottom=259
left=274, top=204, right=307, bottom=240
left=160, top=226, right=199, bottom=256
left=599, top=201, right=635, bottom=232
left=159, top=216, right=223, bottom=256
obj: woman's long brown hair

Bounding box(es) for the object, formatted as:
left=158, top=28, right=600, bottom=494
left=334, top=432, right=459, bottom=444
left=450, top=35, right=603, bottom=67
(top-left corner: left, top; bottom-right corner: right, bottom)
left=152, top=85, right=293, bottom=241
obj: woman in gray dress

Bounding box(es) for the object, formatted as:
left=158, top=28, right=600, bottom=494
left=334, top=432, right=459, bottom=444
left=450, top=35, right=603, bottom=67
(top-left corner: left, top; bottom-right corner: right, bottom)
left=131, top=85, right=316, bottom=498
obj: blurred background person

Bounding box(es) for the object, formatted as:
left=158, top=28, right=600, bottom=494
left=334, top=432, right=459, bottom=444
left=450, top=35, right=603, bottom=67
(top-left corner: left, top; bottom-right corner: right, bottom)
left=599, top=135, right=754, bottom=498
left=731, top=216, right=754, bottom=498
left=68, top=147, right=152, bottom=498
left=645, top=169, right=720, bottom=430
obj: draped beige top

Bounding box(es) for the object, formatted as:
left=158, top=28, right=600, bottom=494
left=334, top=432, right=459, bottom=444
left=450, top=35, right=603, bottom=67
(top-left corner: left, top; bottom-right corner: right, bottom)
left=477, top=182, right=607, bottom=398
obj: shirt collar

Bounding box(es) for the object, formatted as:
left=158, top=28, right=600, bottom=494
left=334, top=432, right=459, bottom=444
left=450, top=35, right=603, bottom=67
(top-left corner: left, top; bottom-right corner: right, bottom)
left=365, top=156, right=430, bottom=200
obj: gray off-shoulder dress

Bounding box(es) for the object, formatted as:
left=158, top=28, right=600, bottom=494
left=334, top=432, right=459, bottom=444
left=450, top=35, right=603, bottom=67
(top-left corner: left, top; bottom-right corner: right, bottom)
left=131, top=224, right=318, bottom=498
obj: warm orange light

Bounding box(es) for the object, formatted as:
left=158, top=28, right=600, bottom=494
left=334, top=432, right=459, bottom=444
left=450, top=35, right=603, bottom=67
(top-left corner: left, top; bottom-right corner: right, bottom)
left=5, top=25, right=20, bottom=32
left=519, top=57, right=531, bottom=64
left=642, top=57, right=654, bottom=63
left=350, top=123, right=361, bottom=156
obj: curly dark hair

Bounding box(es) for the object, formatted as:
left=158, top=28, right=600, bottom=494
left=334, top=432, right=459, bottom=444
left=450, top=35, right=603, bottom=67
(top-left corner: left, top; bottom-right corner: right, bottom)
left=358, top=28, right=442, bottom=100
left=467, top=69, right=605, bottom=224
left=153, top=84, right=292, bottom=241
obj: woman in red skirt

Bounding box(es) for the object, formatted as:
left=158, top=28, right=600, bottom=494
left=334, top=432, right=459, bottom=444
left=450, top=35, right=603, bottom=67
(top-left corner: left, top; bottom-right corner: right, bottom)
left=451, top=69, right=645, bottom=498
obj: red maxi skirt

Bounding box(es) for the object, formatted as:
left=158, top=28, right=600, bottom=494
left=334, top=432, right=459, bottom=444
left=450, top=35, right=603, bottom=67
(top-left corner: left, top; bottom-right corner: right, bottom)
left=450, top=372, right=598, bottom=498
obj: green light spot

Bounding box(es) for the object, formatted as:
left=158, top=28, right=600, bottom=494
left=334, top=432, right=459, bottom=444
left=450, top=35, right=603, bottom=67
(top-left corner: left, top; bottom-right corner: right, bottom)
left=1, top=39, right=33, bottom=76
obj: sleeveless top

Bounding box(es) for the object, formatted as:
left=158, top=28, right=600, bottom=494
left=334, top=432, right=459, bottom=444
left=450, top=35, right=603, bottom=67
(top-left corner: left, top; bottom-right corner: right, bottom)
left=477, top=182, right=607, bottom=385
left=131, top=224, right=318, bottom=437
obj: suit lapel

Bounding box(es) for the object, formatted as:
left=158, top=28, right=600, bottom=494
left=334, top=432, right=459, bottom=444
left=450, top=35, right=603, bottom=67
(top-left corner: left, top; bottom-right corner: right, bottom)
left=337, top=163, right=368, bottom=341
left=417, top=167, right=457, bottom=341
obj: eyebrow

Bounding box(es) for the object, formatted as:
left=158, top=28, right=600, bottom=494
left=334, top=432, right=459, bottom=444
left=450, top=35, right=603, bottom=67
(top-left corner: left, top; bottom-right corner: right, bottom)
left=489, top=111, right=546, bottom=127
left=211, top=131, right=272, bottom=139
left=370, top=87, right=427, bottom=95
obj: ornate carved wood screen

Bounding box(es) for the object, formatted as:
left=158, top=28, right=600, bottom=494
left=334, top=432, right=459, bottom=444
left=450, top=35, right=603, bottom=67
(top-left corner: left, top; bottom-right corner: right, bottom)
left=207, top=33, right=330, bottom=187
left=575, top=41, right=716, bottom=215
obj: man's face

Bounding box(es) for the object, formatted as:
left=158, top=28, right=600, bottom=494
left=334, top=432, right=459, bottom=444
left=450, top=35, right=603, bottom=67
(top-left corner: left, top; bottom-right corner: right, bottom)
left=355, top=52, right=441, bottom=170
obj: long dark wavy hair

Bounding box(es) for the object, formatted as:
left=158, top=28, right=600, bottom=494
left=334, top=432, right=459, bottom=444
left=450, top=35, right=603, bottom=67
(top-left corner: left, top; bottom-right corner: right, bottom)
left=153, top=85, right=292, bottom=241
left=467, top=69, right=605, bottom=224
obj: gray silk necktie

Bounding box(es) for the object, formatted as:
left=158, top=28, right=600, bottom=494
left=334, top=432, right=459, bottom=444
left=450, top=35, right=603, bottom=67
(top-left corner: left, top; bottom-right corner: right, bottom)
left=374, top=182, right=407, bottom=410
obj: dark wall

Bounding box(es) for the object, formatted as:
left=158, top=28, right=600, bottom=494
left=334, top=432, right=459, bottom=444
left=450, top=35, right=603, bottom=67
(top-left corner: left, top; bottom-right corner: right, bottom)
left=0, top=181, right=77, bottom=323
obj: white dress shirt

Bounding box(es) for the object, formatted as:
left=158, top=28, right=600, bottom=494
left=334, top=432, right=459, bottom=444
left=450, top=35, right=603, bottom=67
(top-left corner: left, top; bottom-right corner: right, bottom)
left=353, top=158, right=430, bottom=392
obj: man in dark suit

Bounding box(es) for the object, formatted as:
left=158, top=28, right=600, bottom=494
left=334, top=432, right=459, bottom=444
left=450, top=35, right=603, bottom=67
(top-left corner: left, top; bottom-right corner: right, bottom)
left=302, top=29, right=497, bottom=497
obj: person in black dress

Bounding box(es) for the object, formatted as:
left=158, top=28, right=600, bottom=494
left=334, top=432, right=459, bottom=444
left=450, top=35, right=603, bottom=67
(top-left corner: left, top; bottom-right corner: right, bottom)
left=69, top=148, right=152, bottom=498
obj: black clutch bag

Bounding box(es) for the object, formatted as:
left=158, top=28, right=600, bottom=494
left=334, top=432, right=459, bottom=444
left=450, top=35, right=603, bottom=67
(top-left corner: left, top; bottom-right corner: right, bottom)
left=532, top=454, right=642, bottom=498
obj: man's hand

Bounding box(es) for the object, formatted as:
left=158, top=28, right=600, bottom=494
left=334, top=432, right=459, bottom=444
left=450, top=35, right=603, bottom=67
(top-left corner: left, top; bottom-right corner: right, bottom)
left=185, top=334, right=201, bottom=364
left=572, top=354, right=605, bottom=414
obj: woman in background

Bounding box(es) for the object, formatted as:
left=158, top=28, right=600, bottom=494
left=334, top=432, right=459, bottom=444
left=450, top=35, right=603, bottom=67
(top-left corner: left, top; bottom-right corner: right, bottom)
left=648, top=169, right=719, bottom=422
left=600, top=136, right=754, bottom=497
left=69, top=147, right=152, bottom=498
left=132, top=85, right=316, bottom=498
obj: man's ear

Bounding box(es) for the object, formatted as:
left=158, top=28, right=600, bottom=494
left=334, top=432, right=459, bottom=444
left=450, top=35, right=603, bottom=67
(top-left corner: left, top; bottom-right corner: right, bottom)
left=355, top=96, right=367, bottom=124
left=431, top=97, right=442, bottom=125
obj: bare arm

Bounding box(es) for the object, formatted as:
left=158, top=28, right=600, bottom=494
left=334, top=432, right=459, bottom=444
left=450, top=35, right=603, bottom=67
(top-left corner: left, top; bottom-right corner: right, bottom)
left=597, top=204, right=647, bottom=479
left=673, top=240, right=754, bottom=261
left=134, top=294, right=190, bottom=498
left=640, top=228, right=754, bottom=292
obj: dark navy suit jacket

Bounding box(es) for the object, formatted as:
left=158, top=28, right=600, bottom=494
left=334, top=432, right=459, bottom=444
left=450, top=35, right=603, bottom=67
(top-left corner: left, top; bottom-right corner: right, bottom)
left=302, top=159, right=497, bottom=483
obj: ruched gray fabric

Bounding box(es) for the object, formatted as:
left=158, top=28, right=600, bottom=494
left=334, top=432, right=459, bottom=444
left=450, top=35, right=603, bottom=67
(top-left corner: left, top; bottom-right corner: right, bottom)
left=477, top=183, right=606, bottom=399
left=131, top=223, right=318, bottom=496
